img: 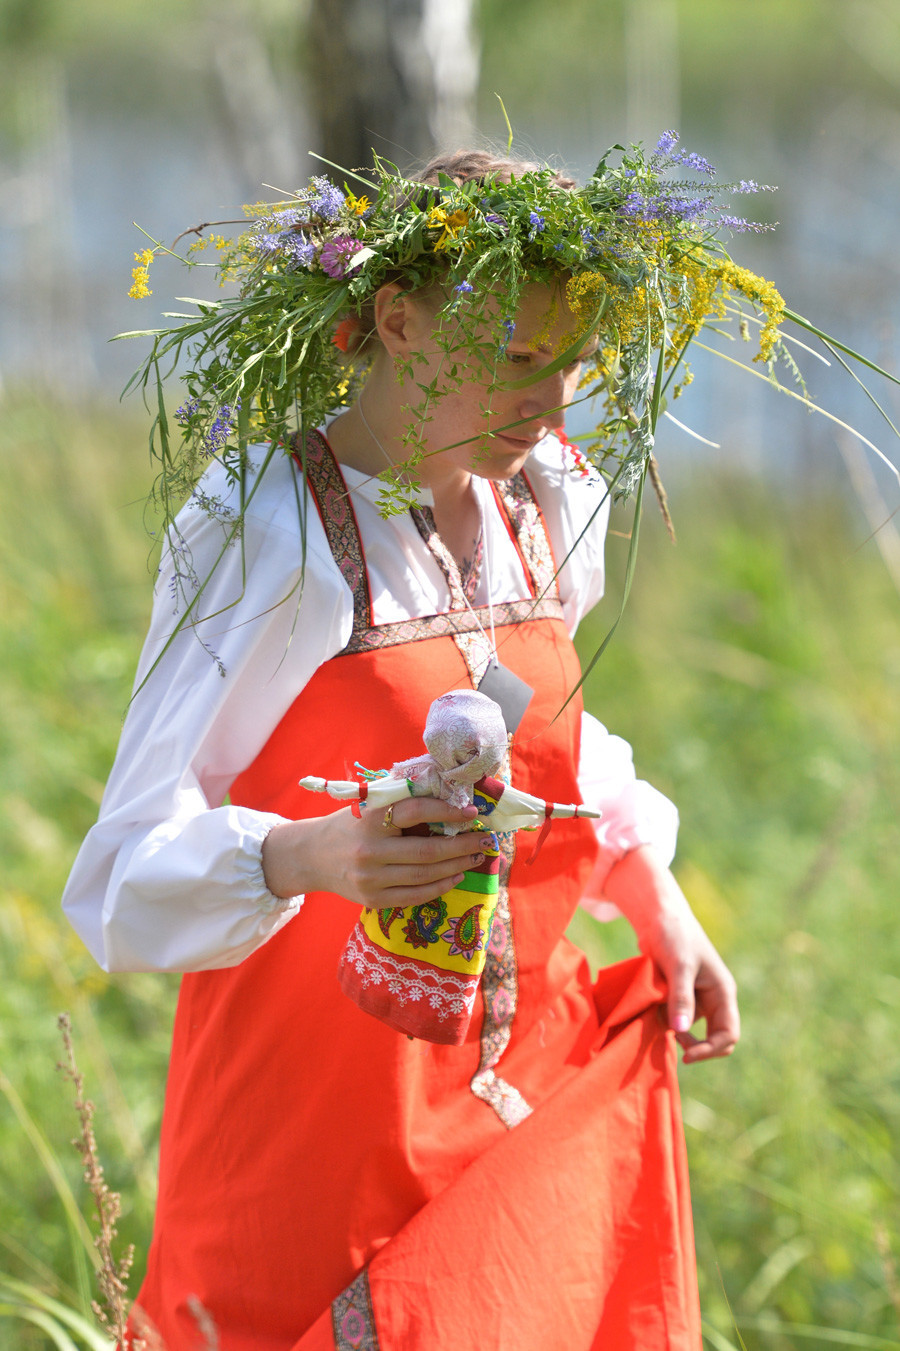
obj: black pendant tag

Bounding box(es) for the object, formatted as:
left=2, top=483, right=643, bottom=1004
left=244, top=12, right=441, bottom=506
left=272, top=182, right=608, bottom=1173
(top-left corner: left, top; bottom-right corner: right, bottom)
left=477, top=660, right=534, bottom=734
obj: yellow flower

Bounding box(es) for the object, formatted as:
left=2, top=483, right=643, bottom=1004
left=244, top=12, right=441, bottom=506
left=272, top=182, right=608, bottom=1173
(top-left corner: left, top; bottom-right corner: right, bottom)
left=128, top=265, right=151, bottom=299
left=710, top=260, right=785, bottom=362
left=429, top=207, right=471, bottom=251
left=346, top=192, right=370, bottom=217
left=566, top=273, right=607, bottom=328
left=134, top=248, right=154, bottom=266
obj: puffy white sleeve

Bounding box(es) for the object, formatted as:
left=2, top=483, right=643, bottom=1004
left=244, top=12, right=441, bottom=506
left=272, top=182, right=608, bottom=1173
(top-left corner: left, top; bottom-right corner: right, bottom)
left=577, top=711, right=679, bottom=921
left=62, top=453, right=353, bottom=973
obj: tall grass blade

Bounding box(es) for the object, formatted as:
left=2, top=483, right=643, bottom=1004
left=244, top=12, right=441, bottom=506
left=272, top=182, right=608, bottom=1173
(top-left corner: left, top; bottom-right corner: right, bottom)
left=0, top=1070, right=98, bottom=1269
left=738, top=1319, right=900, bottom=1349
left=784, top=308, right=900, bottom=387
left=0, top=1278, right=111, bottom=1348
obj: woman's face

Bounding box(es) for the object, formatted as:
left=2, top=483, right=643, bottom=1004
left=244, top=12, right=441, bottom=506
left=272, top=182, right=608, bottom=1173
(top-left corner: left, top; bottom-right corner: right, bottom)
left=387, top=282, right=597, bottom=485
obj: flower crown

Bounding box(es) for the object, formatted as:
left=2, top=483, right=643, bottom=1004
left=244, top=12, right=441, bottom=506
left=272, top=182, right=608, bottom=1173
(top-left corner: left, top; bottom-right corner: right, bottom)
left=121, top=132, right=796, bottom=527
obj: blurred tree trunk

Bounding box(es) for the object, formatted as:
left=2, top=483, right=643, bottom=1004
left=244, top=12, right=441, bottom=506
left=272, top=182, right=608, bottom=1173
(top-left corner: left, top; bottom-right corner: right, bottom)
left=623, top=0, right=680, bottom=146
left=206, top=0, right=310, bottom=194
left=305, top=0, right=479, bottom=175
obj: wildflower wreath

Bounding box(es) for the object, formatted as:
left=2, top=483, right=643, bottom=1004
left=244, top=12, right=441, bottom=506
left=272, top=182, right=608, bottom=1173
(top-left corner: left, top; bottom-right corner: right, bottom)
left=121, top=130, right=898, bottom=673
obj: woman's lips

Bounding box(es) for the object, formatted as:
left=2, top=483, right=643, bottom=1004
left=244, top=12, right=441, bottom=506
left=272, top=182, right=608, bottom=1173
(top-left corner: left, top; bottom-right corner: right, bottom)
left=494, top=432, right=537, bottom=450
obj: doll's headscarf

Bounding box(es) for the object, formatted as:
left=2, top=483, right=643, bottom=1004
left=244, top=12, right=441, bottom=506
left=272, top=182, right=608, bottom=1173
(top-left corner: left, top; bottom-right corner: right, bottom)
left=390, top=691, right=508, bottom=809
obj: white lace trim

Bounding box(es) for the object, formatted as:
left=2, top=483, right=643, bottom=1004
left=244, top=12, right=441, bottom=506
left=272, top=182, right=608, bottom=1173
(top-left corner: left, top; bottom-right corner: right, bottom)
left=340, top=926, right=478, bottom=1019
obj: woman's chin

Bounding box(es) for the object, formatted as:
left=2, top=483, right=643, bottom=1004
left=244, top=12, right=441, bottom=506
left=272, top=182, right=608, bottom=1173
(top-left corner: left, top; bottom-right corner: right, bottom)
left=472, top=435, right=536, bottom=478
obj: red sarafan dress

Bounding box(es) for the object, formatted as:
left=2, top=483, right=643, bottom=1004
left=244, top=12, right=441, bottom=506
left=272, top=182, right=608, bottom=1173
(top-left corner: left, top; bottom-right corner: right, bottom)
left=129, top=433, right=701, bottom=1351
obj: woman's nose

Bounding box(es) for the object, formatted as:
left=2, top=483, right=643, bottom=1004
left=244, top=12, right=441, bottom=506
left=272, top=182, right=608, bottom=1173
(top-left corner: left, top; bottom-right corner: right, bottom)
left=519, top=370, right=567, bottom=428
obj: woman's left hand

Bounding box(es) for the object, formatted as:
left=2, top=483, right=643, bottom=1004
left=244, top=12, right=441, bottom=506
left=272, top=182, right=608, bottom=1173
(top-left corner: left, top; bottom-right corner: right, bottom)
left=601, top=844, right=740, bottom=1065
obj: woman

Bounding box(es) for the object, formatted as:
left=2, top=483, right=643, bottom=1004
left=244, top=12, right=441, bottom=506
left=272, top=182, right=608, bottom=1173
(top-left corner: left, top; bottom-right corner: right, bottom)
left=64, top=148, right=740, bottom=1350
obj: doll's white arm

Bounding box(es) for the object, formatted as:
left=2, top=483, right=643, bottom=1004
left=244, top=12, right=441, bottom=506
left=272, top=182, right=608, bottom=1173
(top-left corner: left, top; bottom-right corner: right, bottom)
left=298, top=777, right=414, bottom=808
left=485, top=784, right=600, bottom=833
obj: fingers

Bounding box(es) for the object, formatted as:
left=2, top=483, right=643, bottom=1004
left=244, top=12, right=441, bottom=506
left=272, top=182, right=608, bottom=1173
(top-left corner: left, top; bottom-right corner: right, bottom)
left=666, top=961, right=697, bottom=1037
left=677, top=1027, right=739, bottom=1065
left=375, top=841, right=491, bottom=890
left=676, top=970, right=741, bottom=1065
left=383, top=831, right=493, bottom=866
left=377, top=796, right=480, bottom=833
left=340, top=797, right=495, bottom=909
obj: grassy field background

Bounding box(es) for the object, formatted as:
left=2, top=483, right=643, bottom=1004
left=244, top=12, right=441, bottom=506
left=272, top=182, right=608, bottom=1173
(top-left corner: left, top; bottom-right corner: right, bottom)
left=1, top=391, right=899, bottom=1348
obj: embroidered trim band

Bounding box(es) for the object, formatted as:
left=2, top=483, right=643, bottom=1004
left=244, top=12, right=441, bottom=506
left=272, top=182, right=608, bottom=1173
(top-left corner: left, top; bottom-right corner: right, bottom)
left=470, top=832, right=534, bottom=1129
left=332, top=1269, right=380, bottom=1351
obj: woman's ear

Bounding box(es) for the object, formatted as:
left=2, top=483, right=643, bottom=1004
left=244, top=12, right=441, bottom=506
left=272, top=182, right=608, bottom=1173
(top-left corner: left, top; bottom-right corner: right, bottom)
left=373, top=282, right=436, bottom=359
left=373, top=283, right=415, bottom=359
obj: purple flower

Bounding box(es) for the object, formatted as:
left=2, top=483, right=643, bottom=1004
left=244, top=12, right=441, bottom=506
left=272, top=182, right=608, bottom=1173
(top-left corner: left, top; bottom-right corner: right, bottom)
left=307, top=176, right=345, bottom=221
left=454, top=280, right=474, bottom=294
left=203, top=399, right=242, bottom=455
left=283, top=232, right=316, bottom=268
left=529, top=210, right=545, bottom=236
left=270, top=208, right=305, bottom=229
left=253, top=232, right=282, bottom=258
left=175, top=396, right=201, bottom=426
left=656, top=130, right=679, bottom=155
left=318, top=234, right=364, bottom=279
left=661, top=195, right=707, bottom=222
left=498, top=316, right=515, bottom=356
left=735, top=180, right=760, bottom=194
left=717, top=214, right=775, bottom=234
left=677, top=150, right=716, bottom=177
left=619, top=191, right=648, bottom=218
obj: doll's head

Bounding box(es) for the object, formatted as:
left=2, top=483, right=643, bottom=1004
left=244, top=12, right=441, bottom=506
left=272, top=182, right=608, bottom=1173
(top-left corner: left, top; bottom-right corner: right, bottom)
left=390, top=690, right=508, bottom=809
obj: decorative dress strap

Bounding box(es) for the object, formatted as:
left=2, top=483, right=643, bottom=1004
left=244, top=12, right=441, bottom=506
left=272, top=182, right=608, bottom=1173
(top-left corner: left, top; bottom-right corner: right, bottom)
left=291, top=429, right=373, bottom=635
left=409, top=505, right=469, bottom=611
left=492, top=471, right=560, bottom=601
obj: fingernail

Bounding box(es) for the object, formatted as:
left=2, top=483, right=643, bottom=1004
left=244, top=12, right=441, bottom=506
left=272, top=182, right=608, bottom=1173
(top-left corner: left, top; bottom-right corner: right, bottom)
left=672, top=1013, right=691, bottom=1033
left=471, top=853, right=484, bottom=865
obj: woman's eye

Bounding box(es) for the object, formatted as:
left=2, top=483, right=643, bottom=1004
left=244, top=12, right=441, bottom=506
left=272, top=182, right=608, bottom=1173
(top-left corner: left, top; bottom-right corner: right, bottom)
left=505, top=352, right=532, bottom=365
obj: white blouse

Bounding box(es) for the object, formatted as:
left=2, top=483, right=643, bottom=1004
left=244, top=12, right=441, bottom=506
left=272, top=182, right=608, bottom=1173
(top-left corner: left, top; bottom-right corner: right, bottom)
left=62, top=436, right=677, bottom=973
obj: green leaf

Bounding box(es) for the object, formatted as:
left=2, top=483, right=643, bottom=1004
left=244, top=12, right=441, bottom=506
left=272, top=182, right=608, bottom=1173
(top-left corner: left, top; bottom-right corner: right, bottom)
left=109, top=329, right=168, bottom=341
left=591, top=143, right=626, bottom=181
left=174, top=296, right=224, bottom=310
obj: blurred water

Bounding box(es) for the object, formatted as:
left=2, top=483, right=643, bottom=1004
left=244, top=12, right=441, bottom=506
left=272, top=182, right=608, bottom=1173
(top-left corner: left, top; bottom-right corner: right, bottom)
left=1, top=82, right=897, bottom=502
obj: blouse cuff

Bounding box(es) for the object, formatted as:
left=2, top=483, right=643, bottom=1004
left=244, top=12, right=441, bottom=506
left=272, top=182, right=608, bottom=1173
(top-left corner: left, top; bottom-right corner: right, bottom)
left=92, top=807, right=305, bottom=972
left=249, top=818, right=304, bottom=915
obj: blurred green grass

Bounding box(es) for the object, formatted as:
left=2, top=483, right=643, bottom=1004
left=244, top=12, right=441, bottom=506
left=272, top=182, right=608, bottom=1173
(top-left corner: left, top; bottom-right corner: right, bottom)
left=0, top=391, right=898, bottom=1348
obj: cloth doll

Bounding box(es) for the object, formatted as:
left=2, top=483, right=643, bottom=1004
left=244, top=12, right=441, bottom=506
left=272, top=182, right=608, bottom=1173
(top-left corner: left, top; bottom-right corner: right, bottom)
left=299, top=690, right=597, bottom=1044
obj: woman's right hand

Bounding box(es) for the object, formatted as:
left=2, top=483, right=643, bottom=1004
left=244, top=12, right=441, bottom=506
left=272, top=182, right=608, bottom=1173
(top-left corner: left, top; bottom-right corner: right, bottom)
left=261, top=797, right=493, bottom=909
